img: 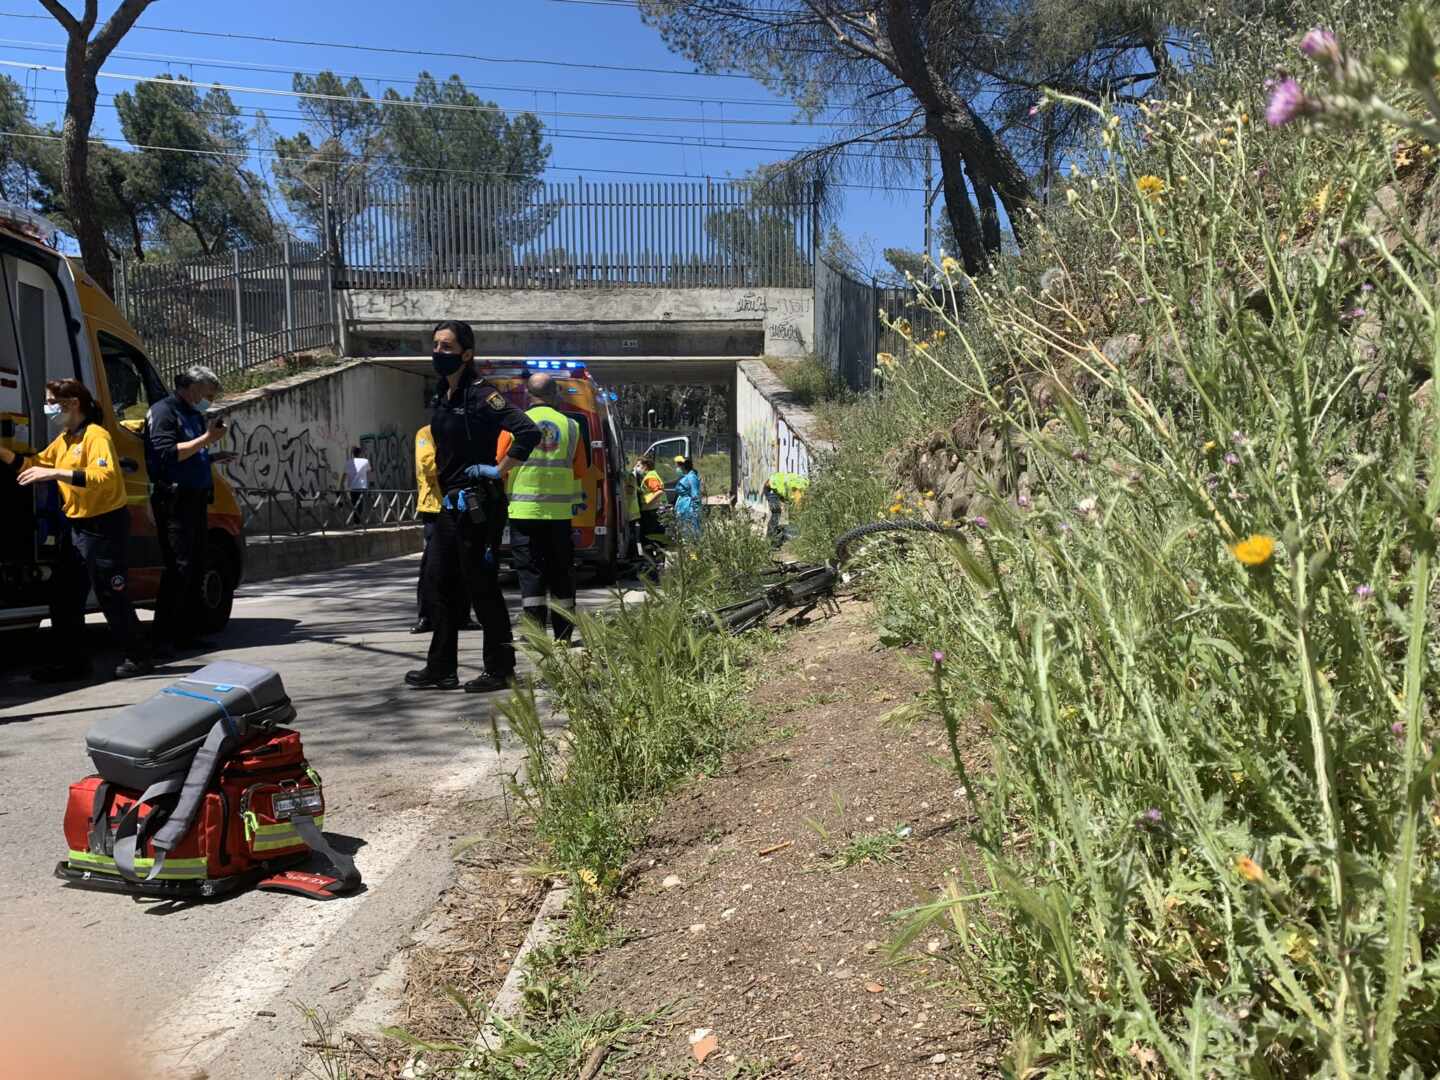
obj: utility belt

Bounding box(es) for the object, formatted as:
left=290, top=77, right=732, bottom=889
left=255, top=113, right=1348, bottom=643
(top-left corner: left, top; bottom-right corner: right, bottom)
left=441, top=480, right=504, bottom=525
left=151, top=481, right=214, bottom=504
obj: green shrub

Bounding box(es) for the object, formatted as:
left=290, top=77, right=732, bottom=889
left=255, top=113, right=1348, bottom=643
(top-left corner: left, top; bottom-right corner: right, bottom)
left=505, top=509, right=771, bottom=882
left=767, top=354, right=845, bottom=406
left=856, top=12, right=1440, bottom=1076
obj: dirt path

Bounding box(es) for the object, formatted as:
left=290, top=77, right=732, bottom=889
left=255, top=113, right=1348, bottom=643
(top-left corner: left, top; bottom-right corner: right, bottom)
left=569, top=602, right=999, bottom=1077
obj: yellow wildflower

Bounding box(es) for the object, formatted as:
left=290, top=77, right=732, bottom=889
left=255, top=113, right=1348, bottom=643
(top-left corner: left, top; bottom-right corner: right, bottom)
left=1282, top=927, right=1315, bottom=963
left=923, top=490, right=935, bottom=498
left=933, top=329, right=947, bottom=342
left=1310, top=184, right=1331, bottom=214
left=1135, top=174, right=1166, bottom=202
left=896, top=318, right=912, bottom=338
left=577, top=868, right=600, bottom=893
left=1235, top=855, right=1265, bottom=883
left=1203, top=440, right=1217, bottom=452
left=941, top=256, right=960, bottom=274
left=877, top=351, right=897, bottom=368
left=1230, top=534, right=1276, bottom=567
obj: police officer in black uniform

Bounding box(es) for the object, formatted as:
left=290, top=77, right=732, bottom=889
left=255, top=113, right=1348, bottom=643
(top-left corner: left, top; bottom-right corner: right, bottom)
left=406, top=320, right=540, bottom=693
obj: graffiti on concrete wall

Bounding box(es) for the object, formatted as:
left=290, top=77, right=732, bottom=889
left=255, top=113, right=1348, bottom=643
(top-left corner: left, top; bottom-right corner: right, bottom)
left=359, top=427, right=412, bottom=490
left=777, top=415, right=811, bottom=477
left=737, top=364, right=816, bottom=505
left=740, top=416, right=779, bottom=506
left=223, top=421, right=334, bottom=492
left=767, top=295, right=812, bottom=352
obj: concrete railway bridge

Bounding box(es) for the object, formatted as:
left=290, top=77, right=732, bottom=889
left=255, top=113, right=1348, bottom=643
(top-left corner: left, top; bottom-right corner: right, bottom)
left=121, top=178, right=833, bottom=508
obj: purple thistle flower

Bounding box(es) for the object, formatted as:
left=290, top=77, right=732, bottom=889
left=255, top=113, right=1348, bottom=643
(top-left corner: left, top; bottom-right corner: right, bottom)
left=1224, top=452, right=1241, bottom=466
left=1266, top=79, right=1312, bottom=127
left=1355, top=583, right=1374, bottom=600
left=1377, top=390, right=1389, bottom=402
left=1392, top=721, right=1405, bottom=739
left=971, top=515, right=990, bottom=530
left=1058, top=522, right=1073, bottom=535
left=932, top=650, right=945, bottom=664
left=1342, top=306, right=1366, bottom=321
left=1139, top=808, right=1163, bottom=826
left=1071, top=448, right=1091, bottom=464
left=1300, top=27, right=1340, bottom=62
left=1205, top=474, right=1220, bottom=490
left=1360, top=282, right=1374, bottom=293
left=1017, top=493, right=1031, bottom=509
left=1231, top=430, right=1247, bottom=446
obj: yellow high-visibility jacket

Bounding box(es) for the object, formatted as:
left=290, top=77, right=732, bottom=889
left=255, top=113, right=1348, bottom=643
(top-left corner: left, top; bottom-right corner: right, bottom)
left=22, top=421, right=126, bottom=519
left=415, top=425, right=442, bottom=514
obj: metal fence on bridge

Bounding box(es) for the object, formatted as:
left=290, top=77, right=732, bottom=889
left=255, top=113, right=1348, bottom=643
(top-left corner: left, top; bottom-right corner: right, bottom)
left=814, top=258, right=950, bottom=393
left=116, top=239, right=336, bottom=382
left=332, top=177, right=816, bottom=290
left=235, top=486, right=419, bottom=542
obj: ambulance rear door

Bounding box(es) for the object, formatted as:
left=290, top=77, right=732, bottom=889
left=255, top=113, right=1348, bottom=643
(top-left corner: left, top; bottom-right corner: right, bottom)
left=0, top=234, right=94, bottom=620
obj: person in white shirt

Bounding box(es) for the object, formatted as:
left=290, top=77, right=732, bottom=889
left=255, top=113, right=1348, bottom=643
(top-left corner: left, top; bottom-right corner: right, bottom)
left=345, top=445, right=371, bottom=524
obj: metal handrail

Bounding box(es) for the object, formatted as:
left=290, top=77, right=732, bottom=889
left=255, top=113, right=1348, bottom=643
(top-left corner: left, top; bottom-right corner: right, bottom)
left=233, top=486, right=420, bottom=542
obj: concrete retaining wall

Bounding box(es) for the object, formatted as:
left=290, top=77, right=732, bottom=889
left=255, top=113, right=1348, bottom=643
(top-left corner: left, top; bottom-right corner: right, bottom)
left=213, top=360, right=433, bottom=493
left=342, top=286, right=814, bottom=359
left=243, top=525, right=424, bottom=583
left=735, top=360, right=831, bottom=507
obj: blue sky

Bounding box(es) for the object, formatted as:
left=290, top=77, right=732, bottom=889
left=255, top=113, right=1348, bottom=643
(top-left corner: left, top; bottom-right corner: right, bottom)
left=1, top=0, right=933, bottom=274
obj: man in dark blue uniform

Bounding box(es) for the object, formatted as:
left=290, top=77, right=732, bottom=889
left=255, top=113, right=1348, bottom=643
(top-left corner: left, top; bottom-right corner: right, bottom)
left=406, top=320, right=540, bottom=693
left=144, top=365, right=226, bottom=651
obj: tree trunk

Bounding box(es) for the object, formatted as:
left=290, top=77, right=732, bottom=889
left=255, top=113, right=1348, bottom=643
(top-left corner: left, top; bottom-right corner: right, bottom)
left=973, top=180, right=1001, bottom=256
left=60, top=61, right=113, bottom=294
left=43, top=0, right=155, bottom=296
left=882, top=0, right=1036, bottom=255
left=931, top=129, right=985, bottom=275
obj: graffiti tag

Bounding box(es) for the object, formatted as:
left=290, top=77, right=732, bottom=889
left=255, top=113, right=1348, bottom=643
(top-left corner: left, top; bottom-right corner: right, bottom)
left=736, top=291, right=770, bottom=314
left=359, top=428, right=413, bottom=490
left=770, top=322, right=806, bottom=347
left=223, top=421, right=333, bottom=492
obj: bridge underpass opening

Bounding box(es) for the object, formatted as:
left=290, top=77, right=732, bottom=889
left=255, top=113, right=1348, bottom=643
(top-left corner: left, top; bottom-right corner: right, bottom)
left=372, top=355, right=745, bottom=493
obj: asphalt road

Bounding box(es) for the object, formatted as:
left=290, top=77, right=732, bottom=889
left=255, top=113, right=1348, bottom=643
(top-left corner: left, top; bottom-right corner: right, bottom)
left=0, top=554, right=612, bottom=1080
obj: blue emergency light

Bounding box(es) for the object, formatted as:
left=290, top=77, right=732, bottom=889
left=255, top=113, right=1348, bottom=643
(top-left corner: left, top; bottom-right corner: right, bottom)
left=525, top=359, right=588, bottom=372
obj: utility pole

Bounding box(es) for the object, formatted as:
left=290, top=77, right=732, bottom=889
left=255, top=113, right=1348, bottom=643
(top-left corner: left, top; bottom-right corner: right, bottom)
left=1041, top=108, right=1054, bottom=206
left=923, top=146, right=933, bottom=264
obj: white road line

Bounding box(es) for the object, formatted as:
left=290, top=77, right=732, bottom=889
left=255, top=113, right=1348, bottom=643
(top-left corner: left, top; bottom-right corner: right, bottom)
left=139, top=742, right=521, bottom=1078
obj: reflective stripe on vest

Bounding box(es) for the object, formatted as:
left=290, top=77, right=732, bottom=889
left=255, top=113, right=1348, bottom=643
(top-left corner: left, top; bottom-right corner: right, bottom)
left=641, top=470, right=666, bottom=508
left=508, top=406, right=581, bottom=521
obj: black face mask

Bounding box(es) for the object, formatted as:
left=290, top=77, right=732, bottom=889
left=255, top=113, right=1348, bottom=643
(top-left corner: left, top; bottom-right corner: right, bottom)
left=432, top=351, right=464, bottom=377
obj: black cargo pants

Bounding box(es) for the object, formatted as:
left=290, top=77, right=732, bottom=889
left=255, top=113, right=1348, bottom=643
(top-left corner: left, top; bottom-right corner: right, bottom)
left=423, top=496, right=514, bottom=677
left=510, top=518, right=576, bottom=642
left=151, top=486, right=209, bottom=645
left=52, top=507, right=149, bottom=665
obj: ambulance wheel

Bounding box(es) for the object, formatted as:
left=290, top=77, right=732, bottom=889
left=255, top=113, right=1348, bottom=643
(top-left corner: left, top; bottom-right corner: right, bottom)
left=197, top=533, right=237, bottom=633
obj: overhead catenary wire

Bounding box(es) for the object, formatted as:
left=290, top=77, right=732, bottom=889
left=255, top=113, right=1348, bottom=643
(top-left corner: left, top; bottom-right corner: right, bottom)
left=0, top=128, right=926, bottom=191
left=0, top=35, right=852, bottom=113
left=0, top=59, right=851, bottom=129
left=22, top=90, right=919, bottom=157
left=0, top=10, right=866, bottom=84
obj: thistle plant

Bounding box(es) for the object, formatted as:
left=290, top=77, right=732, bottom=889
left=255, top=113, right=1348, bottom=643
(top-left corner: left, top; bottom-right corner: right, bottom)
left=868, top=12, right=1440, bottom=1075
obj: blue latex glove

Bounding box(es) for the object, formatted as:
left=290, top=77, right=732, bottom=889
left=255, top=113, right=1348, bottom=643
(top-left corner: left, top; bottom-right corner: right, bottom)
left=465, top=463, right=501, bottom=481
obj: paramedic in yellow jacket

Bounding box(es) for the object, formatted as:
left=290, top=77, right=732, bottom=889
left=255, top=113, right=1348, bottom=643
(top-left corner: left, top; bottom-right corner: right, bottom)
left=0, top=379, right=152, bottom=681
left=413, top=423, right=484, bottom=635
left=411, top=424, right=442, bottom=634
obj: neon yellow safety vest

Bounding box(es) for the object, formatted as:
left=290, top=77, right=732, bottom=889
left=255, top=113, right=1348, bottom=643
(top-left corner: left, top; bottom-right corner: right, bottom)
left=507, top=405, right=582, bottom=521
left=640, top=470, right=666, bottom=509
